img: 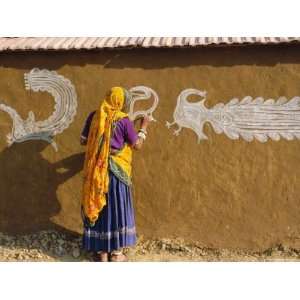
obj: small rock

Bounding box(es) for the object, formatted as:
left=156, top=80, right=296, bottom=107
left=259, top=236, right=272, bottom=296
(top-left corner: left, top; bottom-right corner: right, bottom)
left=55, top=245, right=65, bottom=257
left=32, top=240, right=40, bottom=248
left=41, top=239, right=50, bottom=250
left=172, top=245, right=181, bottom=251
left=72, top=248, right=81, bottom=258
left=71, top=242, right=79, bottom=249
left=277, top=244, right=285, bottom=252
left=184, top=246, right=192, bottom=253
left=57, top=239, right=65, bottom=245
left=15, top=253, right=23, bottom=260
left=220, top=249, right=231, bottom=257
left=196, top=249, right=206, bottom=256
left=263, top=248, right=273, bottom=256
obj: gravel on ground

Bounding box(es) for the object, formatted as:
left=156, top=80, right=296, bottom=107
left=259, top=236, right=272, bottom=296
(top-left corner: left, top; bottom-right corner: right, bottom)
left=0, top=230, right=299, bottom=262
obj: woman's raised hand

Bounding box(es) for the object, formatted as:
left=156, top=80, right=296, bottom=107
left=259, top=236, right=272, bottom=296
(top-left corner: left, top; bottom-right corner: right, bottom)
left=141, top=115, right=151, bottom=129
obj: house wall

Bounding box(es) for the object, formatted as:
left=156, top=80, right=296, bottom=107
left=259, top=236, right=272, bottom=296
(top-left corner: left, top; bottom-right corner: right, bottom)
left=1, top=45, right=300, bottom=250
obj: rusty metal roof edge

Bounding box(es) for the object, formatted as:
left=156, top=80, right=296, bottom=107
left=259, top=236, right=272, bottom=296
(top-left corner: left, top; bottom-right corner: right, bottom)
left=0, top=37, right=300, bottom=52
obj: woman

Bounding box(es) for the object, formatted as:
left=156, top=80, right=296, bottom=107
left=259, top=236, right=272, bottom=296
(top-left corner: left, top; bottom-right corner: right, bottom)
left=80, top=86, right=150, bottom=262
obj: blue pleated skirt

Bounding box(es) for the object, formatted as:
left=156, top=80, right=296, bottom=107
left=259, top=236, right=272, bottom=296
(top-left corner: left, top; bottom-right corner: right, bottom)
left=82, top=171, right=137, bottom=253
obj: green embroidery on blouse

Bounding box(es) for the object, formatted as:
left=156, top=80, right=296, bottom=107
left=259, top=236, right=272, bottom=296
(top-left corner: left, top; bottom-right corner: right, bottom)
left=109, top=158, right=132, bottom=186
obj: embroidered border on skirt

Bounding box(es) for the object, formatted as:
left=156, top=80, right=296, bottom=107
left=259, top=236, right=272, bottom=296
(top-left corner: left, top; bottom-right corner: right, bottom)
left=84, top=226, right=136, bottom=240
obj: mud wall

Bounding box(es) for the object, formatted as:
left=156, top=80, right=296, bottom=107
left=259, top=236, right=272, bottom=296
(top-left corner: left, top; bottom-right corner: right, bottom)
left=1, top=45, right=300, bottom=250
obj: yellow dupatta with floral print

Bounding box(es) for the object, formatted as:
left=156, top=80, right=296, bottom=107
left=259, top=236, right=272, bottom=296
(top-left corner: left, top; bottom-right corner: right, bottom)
left=82, top=87, right=132, bottom=225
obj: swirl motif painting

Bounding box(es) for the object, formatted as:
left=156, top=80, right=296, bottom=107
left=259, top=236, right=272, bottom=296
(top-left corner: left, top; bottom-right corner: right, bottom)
left=167, top=88, right=300, bottom=143
left=128, top=86, right=159, bottom=121
left=0, top=68, right=78, bottom=151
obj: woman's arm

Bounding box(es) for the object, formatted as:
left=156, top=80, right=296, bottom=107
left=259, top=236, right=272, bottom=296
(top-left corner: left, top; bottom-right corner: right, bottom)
left=124, top=115, right=151, bottom=150
left=133, top=116, right=151, bottom=150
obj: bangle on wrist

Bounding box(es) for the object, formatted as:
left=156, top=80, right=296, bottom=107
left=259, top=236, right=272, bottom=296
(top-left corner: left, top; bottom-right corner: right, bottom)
left=138, top=132, right=146, bottom=140
left=138, top=128, right=147, bottom=135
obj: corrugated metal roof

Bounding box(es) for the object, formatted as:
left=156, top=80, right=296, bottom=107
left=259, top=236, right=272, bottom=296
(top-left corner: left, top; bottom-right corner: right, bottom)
left=0, top=37, right=299, bottom=51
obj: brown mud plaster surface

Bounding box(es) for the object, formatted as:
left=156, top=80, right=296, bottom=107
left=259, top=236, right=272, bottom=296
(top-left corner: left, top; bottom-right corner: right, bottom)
left=1, top=45, right=300, bottom=250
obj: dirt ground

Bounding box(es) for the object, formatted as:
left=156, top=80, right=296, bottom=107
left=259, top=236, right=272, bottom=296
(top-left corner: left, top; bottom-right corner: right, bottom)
left=0, top=230, right=300, bottom=262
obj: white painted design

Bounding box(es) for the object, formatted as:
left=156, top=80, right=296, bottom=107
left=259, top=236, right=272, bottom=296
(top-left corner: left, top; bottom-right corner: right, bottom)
left=0, top=68, right=77, bottom=151
left=128, top=86, right=159, bottom=121
left=166, top=88, right=300, bottom=143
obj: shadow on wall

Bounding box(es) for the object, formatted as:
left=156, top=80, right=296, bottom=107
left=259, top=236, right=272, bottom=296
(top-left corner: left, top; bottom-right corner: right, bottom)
left=0, top=140, right=84, bottom=236
left=1, top=44, right=300, bottom=71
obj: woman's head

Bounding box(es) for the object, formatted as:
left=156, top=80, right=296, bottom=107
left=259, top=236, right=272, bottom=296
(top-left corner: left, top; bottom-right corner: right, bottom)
left=105, top=87, right=132, bottom=112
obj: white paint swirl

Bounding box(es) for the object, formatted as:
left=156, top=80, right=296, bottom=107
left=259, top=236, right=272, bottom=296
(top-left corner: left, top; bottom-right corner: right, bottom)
left=0, top=68, right=77, bottom=151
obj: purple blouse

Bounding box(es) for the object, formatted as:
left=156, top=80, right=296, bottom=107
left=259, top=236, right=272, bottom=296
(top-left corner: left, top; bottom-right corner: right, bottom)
left=81, top=111, right=138, bottom=150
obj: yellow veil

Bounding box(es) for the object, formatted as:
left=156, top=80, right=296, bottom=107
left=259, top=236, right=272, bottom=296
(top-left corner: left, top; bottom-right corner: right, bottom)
left=82, top=87, right=128, bottom=225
